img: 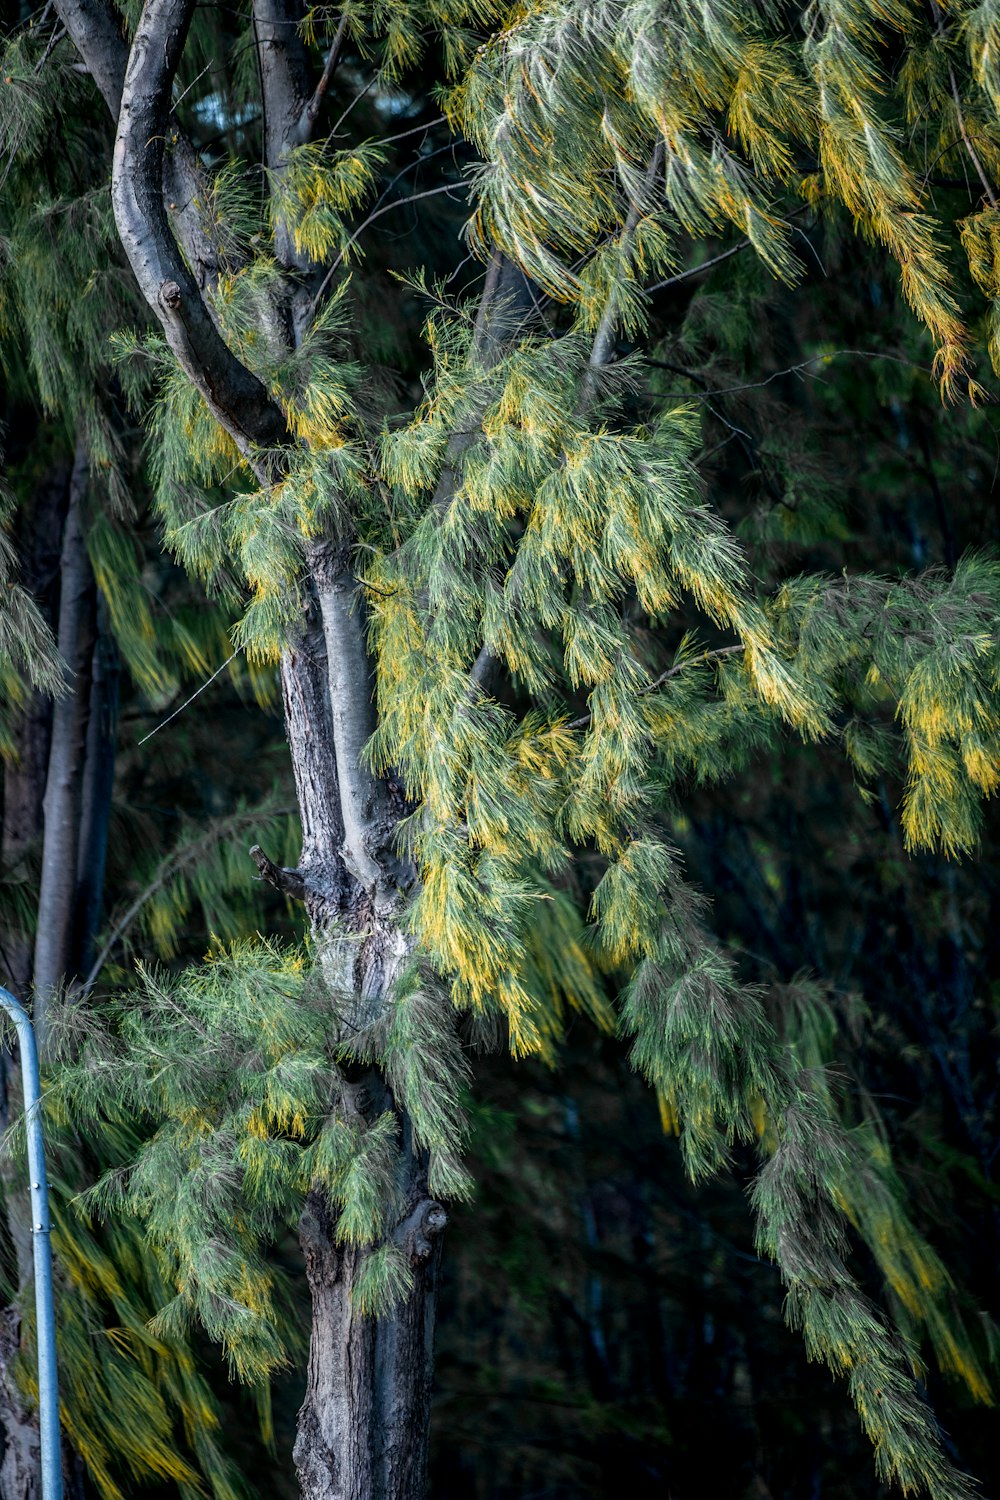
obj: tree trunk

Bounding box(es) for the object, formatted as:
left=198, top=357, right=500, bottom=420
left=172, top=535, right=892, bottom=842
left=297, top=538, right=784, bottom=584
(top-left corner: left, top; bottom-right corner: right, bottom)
left=0, top=458, right=69, bottom=1007
left=0, top=453, right=88, bottom=1500
left=0, top=1309, right=41, bottom=1500
left=32, top=438, right=96, bottom=1034
left=294, top=1171, right=444, bottom=1500
left=270, top=601, right=443, bottom=1499
left=0, top=461, right=67, bottom=1500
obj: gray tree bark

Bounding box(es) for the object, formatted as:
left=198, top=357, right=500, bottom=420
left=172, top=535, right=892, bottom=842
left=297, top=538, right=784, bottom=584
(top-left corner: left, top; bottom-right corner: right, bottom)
left=32, top=439, right=96, bottom=1036
left=295, top=1180, right=445, bottom=1500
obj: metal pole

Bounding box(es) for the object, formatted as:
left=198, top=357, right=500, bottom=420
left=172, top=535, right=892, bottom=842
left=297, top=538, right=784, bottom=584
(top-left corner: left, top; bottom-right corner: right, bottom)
left=0, top=986, right=62, bottom=1500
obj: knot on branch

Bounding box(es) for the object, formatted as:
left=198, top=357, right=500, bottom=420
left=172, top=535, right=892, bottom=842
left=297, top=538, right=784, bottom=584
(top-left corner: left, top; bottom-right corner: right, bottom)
left=395, top=1198, right=448, bottom=1266
left=249, top=844, right=308, bottom=902
left=160, top=279, right=182, bottom=309
left=306, top=538, right=352, bottom=591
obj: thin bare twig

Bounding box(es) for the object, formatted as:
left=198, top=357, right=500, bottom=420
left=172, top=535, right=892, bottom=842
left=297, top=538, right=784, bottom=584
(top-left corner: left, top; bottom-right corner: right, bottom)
left=137, top=651, right=239, bottom=746
left=79, top=807, right=292, bottom=996
left=648, top=239, right=750, bottom=294
left=326, top=72, right=377, bottom=141
left=930, top=0, right=998, bottom=209
left=309, top=182, right=464, bottom=314
left=654, top=348, right=934, bottom=402
left=567, top=644, right=746, bottom=731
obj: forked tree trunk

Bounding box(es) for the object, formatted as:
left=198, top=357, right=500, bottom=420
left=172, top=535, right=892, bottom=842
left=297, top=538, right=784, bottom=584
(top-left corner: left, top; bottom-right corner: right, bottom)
left=53, top=5, right=530, bottom=1487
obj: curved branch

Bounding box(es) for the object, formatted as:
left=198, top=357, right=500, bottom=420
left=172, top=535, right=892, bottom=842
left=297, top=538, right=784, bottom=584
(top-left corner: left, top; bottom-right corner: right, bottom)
left=302, top=14, right=347, bottom=135
left=54, top=0, right=225, bottom=296
left=110, top=0, right=290, bottom=458
left=79, top=807, right=294, bottom=996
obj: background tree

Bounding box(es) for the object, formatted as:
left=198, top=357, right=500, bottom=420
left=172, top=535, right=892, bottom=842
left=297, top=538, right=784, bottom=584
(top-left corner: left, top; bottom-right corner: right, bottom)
left=1, top=2, right=1000, bottom=1500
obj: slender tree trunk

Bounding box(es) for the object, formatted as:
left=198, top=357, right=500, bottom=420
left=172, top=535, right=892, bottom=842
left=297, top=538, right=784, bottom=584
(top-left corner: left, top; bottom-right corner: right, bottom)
left=0, top=453, right=88, bottom=1500
left=0, top=458, right=69, bottom=1008
left=0, top=703, right=51, bottom=1009
left=32, top=439, right=96, bottom=1035
left=0, top=463, right=64, bottom=1500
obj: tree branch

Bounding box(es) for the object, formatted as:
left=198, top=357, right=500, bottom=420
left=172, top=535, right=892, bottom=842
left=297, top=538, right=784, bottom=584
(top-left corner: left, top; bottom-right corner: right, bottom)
left=54, top=0, right=227, bottom=297
left=931, top=0, right=998, bottom=210
left=79, top=808, right=293, bottom=997
left=51, top=0, right=126, bottom=115
left=650, top=349, right=934, bottom=402
left=111, top=0, right=290, bottom=460
left=582, top=140, right=664, bottom=398
left=249, top=843, right=308, bottom=900
left=301, top=13, right=347, bottom=135
left=647, top=238, right=751, bottom=295
left=310, top=182, right=466, bottom=317
left=308, top=540, right=413, bottom=901
left=470, top=150, right=664, bottom=704
left=254, top=0, right=315, bottom=292
left=392, top=1197, right=448, bottom=1265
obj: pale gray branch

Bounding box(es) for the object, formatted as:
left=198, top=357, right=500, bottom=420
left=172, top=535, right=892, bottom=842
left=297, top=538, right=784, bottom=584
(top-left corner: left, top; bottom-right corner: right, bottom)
left=308, top=542, right=413, bottom=901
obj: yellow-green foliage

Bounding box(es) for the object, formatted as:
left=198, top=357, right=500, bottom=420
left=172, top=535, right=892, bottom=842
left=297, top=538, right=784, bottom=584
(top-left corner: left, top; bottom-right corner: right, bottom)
left=17, top=1199, right=244, bottom=1500
left=51, top=926, right=606, bottom=1382
left=270, top=142, right=386, bottom=265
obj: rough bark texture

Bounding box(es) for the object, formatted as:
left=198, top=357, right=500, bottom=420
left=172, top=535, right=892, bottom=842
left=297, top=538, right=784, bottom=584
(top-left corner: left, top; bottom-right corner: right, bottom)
left=294, top=1174, right=445, bottom=1500
left=275, top=608, right=354, bottom=929
left=0, top=1310, right=40, bottom=1500
left=0, top=1306, right=83, bottom=1500
left=277, top=614, right=434, bottom=1498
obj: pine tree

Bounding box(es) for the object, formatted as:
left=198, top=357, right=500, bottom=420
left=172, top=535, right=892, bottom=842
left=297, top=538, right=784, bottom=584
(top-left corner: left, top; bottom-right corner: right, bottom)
left=4, top=0, right=1000, bottom=1497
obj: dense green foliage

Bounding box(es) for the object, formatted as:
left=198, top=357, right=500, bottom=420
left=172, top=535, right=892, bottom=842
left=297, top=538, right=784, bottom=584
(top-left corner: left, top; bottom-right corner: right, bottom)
left=1, top=0, right=1000, bottom=1497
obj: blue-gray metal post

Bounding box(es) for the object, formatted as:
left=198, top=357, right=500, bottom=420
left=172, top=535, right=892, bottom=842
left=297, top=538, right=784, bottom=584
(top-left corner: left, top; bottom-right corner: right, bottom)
left=0, top=985, right=62, bottom=1500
